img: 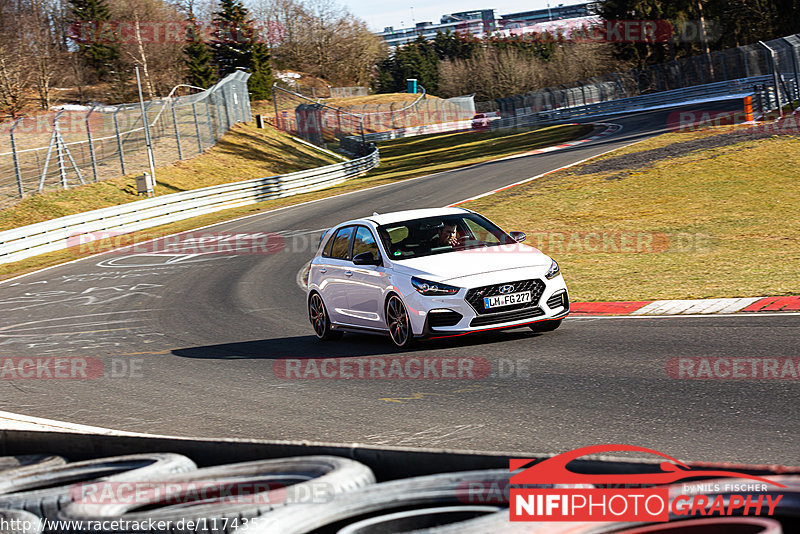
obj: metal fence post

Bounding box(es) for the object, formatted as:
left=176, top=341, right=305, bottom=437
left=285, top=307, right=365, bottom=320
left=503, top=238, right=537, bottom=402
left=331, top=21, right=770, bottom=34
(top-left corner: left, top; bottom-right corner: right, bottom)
left=221, top=86, right=232, bottom=131
left=230, top=83, right=240, bottom=123
left=673, top=61, right=684, bottom=89
left=171, top=98, right=183, bottom=160
left=235, top=81, right=243, bottom=122
left=9, top=118, right=24, bottom=198
left=577, top=81, right=587, bottom=106
left=760, top=41, right=783, bottom=114
left=113, top=107, right=126, bottom=175
left=782, top=37, right=800, bottom=103
left=192, top=102, right=203, bottom=153
left=54, top=112, right=67, bottom=189
left=741, top=48, right=751, bottom=78
left=206, top=95, right=216, bottom=142
left=272, top=84, right=280, bottom=129
left=85, top=107, right=98, bottom=182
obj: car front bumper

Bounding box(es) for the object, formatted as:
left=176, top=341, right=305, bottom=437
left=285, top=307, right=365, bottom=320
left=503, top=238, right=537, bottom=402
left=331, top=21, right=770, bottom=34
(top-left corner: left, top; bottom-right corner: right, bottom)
left=403, top=275, right=570, bottom=338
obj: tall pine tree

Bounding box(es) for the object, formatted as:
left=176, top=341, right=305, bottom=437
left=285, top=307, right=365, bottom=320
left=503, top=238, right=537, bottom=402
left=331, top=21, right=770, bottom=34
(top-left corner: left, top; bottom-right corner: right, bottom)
left=212, top=0, right=272, bottom=98
left=185, top=8, right=217, bottom=88
left=376, top=35, right=440, bottom=94
left=69, top=0, right=120, bottom=82
left=249, top=42, right=273, bottom=100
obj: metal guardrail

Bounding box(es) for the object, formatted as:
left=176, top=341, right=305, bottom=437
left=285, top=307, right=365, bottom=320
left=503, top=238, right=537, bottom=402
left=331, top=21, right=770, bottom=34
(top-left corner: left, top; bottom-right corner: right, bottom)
left=0, top=148, right=379, bottom=265
left=496, top=75, right=775, bottom=128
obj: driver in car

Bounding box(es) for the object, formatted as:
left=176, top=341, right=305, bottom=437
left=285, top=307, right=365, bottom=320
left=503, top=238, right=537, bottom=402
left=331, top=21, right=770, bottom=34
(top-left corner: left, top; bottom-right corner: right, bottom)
left=434, top=223, right=459, bottom=247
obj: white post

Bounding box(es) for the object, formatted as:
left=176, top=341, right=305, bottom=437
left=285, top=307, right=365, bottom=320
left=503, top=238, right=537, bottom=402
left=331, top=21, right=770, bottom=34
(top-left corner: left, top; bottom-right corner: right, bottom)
left=136, top=64, right=157, bottom=183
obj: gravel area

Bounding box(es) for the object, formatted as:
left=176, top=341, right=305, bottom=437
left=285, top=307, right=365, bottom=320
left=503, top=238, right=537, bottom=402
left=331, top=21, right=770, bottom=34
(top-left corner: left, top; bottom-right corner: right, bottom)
left=576, top=119, right=800, bottom=176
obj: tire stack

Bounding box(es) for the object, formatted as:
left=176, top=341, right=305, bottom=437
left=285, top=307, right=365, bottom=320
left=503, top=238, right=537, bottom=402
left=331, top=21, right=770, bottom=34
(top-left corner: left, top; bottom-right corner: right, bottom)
left=0, top=454, right=797, bottom=533
left=0, top=453, right=374, bottom=533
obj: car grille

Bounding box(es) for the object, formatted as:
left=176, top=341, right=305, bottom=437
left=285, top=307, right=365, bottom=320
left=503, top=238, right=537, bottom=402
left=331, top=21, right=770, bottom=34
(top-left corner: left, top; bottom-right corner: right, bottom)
left=470, top=306, right=545, bottom=327
left=465, top=279, right=546, bottom=315
left=546, top=290, right=569, bottom=311
left=428, top=310, right=463, bottom=328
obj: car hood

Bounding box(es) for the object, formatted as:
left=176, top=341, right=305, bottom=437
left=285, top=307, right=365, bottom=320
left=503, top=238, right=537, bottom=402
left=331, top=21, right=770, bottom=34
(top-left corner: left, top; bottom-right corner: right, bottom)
left=389, top=244, right=552, bottom=282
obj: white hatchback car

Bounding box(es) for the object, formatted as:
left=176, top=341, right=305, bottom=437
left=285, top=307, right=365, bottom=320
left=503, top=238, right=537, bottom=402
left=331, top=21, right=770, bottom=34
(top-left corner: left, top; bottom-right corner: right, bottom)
left=307, top=207, right=569, bottom=347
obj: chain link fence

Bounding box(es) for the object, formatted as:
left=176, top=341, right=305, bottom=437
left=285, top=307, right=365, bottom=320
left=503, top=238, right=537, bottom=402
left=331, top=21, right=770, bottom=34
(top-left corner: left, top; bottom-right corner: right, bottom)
left=330, top=87, right=369, bottom=99
left=272, top=85, right=476, bottom=152
left=492, top=34, right=800, bottom=119
left=0, top=71, right=251, bottom=207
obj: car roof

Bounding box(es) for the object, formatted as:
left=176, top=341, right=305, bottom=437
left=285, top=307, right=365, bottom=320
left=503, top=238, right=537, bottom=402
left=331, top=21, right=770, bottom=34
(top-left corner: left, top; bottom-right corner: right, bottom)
left=361, top=208, right=472, bottom=226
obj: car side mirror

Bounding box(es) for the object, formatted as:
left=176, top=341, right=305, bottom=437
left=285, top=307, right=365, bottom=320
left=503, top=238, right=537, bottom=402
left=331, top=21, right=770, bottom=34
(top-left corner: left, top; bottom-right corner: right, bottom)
left=509, top=231, right=526, bottom=243
left=353, top=252, right=381, bottom=266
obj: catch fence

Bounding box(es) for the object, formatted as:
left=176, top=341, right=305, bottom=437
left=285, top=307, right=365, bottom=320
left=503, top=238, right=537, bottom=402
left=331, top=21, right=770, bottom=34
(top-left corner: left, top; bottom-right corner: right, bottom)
left=0, top=71, right=251, bottom=207
left=272, top=85, right=476, bottom=150
left=494, top=34, right=800, bottom=118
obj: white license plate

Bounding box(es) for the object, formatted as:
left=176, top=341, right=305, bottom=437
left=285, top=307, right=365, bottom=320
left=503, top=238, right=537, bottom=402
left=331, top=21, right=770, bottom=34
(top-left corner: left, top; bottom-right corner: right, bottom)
left=484, top=291, right=532, bottom=309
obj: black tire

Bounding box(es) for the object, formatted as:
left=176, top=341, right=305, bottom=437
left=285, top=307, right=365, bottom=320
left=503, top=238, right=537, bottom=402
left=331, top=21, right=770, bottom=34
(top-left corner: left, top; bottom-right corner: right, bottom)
left=385, top=294, right=414, bottom=349
left=0, top=453, right=196, bottom=520
left=0, top=456, right=65, bottom=474
left=0, top=509, right=42, bottom=534
left=529, top=319, right=562, bottom=333
left=336, top=505, right=501, bottom=533
left=239, top=469, right=513, bottom=534
left=60, top=456, right=375, bottom=534
left=309, top=292, right=343, bottom=340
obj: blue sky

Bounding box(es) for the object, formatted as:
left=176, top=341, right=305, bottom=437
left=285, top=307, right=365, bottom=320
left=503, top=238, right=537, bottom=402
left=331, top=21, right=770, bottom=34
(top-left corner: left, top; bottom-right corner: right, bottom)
left=344, top=1, right=589, bottom=32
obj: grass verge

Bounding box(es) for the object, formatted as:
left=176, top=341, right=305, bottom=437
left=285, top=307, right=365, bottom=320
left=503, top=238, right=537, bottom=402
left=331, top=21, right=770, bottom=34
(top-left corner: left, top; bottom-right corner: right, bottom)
left=464, top=129, right=800, bottom=302
left=0, top=123, right=590, bottom=280
left=0, top=123, right=340, bottom=231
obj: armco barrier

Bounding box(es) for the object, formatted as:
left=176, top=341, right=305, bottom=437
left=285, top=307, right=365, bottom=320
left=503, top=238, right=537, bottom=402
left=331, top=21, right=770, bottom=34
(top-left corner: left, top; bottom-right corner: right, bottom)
left=3, top=429, right=797, bottom=483
left=499, top=75, right=775, bottom=128
left=0, top=148, right=379, bottom=265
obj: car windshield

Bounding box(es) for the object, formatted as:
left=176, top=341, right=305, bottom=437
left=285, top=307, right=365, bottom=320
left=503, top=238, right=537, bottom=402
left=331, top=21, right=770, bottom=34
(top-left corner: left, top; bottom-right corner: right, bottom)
left=377, top=213, right=516, bottom=260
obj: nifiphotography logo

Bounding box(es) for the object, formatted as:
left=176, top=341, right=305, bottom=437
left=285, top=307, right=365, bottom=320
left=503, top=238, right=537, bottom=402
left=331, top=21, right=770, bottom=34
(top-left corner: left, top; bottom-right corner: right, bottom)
left=509, top=444, right=785, bottom=522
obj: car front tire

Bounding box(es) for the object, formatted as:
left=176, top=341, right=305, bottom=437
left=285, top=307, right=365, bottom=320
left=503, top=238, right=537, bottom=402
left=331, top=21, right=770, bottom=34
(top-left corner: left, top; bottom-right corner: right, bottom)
left=309, top=292, right=343, bottom=341
left=385, top=295, right=414, bottom=349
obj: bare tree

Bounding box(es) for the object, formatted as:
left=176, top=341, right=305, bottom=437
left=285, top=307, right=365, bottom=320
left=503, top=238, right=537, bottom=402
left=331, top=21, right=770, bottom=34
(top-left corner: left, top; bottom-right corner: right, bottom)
left=111, top=0, right=188, bottom=98
left=263, top=0, right=386, bottom=86
left=28, top=0, right=67, bottom=109
left=438, top=42, right=627, bottom=100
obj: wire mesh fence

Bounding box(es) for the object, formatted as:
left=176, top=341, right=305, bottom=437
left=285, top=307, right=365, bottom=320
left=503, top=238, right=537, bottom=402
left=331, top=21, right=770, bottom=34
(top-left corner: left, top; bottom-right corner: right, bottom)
left=492, top=34, right=800, bottom=118
left=271, top=85, right=476, bottom=151
left=0, top=71, right=251, bottom=207
left=330, top=87, right=369, bottom=98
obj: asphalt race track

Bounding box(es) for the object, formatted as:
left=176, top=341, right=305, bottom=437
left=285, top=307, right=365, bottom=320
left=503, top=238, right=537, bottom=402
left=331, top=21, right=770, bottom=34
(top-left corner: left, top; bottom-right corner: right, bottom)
left=1, top=103, right=797, bottom=465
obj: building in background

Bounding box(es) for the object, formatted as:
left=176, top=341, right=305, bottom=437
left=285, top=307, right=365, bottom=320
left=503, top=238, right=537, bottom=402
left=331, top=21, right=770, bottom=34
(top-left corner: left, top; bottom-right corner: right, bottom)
left=500, top=2, right=599, bottom=29
left=377, top=2, right=599, bottom=47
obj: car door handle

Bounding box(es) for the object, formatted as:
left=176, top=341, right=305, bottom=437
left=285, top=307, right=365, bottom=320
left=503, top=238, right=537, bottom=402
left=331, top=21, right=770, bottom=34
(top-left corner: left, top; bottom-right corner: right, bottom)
left=344, top=271, right=353, bottom=277
left=318, top=268, right=327, bottom=273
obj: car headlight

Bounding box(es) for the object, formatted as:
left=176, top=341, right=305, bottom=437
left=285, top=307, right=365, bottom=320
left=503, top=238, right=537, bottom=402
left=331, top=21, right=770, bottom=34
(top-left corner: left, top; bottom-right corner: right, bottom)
left=545, top=259, right=560, bottom=279
left=411, top=277, right=460, bottom=296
